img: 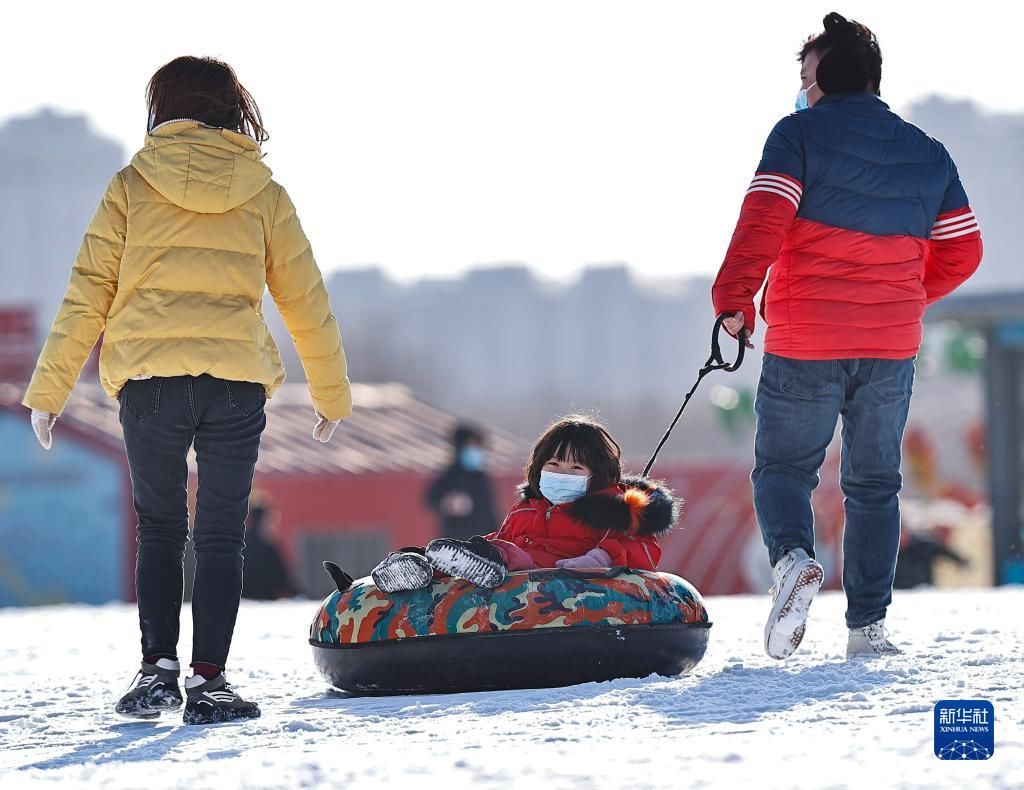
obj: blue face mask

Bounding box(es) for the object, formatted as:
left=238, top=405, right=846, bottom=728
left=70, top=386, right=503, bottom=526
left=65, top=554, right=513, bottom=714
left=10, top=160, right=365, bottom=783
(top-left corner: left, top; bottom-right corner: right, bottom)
left=795, top=81, right=817, bottom=111
left=460, top=446, right=486, bottom=472
left=539, top=470, right=590, bottom=505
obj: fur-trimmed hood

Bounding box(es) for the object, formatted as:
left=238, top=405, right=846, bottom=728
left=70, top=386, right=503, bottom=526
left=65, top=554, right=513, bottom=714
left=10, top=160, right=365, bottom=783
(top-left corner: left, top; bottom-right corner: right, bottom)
left=518, top=475, right=681, bottom=537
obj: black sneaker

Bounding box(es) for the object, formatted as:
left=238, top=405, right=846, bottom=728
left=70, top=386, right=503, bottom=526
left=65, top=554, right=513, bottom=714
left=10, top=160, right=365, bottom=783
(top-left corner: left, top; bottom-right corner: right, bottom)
left=183, top=674, right=260, bottom=725
left=115, top=659, right=183, bottom=719
left=426, top=536, right=507, bottom=588
left=372, top=548, right=434, bottom=592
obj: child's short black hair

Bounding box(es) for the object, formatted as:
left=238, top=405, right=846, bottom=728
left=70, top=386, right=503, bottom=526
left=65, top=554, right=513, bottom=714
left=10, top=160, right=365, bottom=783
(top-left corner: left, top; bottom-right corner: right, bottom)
left=524, top=415, right=622, bottom=495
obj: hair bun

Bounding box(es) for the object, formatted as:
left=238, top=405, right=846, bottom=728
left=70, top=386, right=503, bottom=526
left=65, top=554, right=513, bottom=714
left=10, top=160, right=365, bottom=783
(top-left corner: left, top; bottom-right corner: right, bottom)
left=823, top=11, right=854, bottom=39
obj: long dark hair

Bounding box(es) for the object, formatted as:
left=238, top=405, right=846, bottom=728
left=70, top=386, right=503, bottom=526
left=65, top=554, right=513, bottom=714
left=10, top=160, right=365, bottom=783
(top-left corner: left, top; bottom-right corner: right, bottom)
left=524, top=415, right=622, bottom=495
left=146, top=56, right=268, bottom=142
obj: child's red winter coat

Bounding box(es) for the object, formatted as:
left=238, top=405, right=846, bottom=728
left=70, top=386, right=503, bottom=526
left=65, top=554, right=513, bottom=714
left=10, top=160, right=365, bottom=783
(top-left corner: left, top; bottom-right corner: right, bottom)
left=485, top=475, right=680, bottom=571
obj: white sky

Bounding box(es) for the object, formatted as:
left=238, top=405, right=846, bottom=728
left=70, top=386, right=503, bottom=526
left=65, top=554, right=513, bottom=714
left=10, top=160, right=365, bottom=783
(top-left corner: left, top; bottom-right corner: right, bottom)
left=3, top=1, right=1020, bottom=283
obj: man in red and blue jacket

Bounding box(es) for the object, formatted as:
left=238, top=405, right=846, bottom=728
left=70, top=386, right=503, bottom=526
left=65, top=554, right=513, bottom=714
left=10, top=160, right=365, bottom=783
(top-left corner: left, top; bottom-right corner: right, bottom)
left=711, top=13, right=982, bottom=661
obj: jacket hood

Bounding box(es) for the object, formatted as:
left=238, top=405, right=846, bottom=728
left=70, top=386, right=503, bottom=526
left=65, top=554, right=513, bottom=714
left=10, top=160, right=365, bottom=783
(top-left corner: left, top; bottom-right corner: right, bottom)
left=129, top=120, right=272, bottom=214
left=518, top=475, right=681, bottom=537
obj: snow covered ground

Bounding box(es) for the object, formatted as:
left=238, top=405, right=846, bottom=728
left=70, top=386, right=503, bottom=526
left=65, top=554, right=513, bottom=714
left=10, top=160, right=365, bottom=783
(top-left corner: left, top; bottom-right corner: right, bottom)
left=1, top=587, right=1021, bottom=789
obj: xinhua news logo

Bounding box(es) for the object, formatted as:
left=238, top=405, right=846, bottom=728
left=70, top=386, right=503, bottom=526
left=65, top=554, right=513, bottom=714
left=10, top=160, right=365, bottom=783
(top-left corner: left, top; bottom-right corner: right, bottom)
left=934, top=700, right=994, bottom=760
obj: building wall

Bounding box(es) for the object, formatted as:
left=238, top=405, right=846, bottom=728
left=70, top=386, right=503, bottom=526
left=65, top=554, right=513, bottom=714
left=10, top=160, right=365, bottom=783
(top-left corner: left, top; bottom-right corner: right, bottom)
left=252, top=470, right=525, bottom=598
left=0, top=411, right=129, bottom=605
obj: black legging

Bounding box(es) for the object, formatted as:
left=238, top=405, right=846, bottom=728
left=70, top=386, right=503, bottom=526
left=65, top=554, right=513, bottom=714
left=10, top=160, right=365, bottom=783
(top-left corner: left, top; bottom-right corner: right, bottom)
left=119, top=374, right=266, bottom=668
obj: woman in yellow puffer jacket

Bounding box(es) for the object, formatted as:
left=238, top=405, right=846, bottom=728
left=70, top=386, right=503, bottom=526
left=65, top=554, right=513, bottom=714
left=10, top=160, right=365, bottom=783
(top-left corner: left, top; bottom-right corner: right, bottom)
left=22, top=56, right=351, bottom=725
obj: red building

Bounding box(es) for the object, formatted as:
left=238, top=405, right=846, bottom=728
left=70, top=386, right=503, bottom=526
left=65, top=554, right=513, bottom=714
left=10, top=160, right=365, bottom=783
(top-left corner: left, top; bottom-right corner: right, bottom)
left=0, top=307, right=37, bottom=382
left=1, top=380, right=798, bottom=604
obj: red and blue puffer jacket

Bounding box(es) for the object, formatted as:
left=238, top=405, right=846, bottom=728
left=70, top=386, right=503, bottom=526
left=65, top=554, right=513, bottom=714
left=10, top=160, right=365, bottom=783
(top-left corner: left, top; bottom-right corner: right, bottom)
left=713, top=92, right=983, bottom=360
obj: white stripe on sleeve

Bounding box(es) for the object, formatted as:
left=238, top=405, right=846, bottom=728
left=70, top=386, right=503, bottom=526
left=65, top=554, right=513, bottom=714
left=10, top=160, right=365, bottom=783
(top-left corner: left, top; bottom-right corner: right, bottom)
left=745, top=186, right=800, bottom=210
left=932, top=211, right=976, bottom=230
left=931, top=223, right=981, bottom=241
left=931, top=217, right=979, bottom=236
left=750, top=174, right=802, bottom=199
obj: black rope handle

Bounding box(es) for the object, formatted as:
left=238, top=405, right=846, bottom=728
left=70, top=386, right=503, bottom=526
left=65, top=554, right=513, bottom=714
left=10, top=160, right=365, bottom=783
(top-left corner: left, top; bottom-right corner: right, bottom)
left=642, top=314, right=747, bottom=476
left=707, top=312, right=746, bottom=372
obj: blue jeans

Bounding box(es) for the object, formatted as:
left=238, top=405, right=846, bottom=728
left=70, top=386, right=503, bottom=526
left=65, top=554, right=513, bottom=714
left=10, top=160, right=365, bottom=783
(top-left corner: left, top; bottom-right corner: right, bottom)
left=120, top=375, right=266, bottom=668
left=752, top=354, right=915, bottom=628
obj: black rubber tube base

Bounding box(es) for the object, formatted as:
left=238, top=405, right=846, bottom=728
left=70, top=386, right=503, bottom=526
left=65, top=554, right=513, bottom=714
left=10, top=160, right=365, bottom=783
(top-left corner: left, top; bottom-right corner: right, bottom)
left=311, top=622, right=712, bottom=696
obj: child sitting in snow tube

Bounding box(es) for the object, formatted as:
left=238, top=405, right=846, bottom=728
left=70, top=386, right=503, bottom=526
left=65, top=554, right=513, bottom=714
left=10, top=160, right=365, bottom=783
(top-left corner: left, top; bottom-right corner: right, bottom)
left=311, top=416, right=711, bottom=695
left=371, top=415, right=678, bottom=591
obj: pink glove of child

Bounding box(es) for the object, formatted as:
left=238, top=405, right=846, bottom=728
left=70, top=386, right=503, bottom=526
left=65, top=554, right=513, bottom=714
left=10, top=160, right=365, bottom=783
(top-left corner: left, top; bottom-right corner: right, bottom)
left=555, top=547, right=612, bottom=569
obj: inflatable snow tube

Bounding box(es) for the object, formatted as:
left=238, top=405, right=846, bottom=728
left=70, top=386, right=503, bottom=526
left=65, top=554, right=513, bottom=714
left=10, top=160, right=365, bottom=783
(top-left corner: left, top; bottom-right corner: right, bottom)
left=309, top=567, right=711, bottom=696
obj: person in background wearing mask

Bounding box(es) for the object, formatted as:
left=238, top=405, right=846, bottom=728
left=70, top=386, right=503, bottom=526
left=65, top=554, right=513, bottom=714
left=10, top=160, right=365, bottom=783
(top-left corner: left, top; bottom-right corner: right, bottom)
left=711, top=13, right=982, bottom=660
left=424, top=425, right=499, bottom=542
left=371, top=415, right=679, bottom=592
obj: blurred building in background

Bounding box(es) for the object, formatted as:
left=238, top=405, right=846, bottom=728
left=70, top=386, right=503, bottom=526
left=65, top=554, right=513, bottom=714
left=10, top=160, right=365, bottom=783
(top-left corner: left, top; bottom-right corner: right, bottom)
left=929, top=293, right=1024, bottom=586
left=0, top=381, right=780, bottom=604
left=0, top=307, right=38, bottom=383
left=908, top=96, right=1024, bottom=292
left=0, top=382, right=527, bottom=605
left=0, top=108, right=125, bottom=343
left=0, top=383, right=129, bottom=606
left=267, top=265, right=757, bottom=465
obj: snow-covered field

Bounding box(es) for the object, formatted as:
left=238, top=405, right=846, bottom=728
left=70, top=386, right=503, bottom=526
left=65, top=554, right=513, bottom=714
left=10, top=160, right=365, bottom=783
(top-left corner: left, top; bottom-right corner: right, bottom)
left=1, top=588, right=1021, bottom=789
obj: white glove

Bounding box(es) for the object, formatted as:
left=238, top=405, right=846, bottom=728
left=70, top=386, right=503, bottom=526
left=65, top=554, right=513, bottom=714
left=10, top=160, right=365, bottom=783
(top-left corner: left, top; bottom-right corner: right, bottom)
left=31, top=410, right=57, bottom=450
left=312, top=411, right=341, bottom=444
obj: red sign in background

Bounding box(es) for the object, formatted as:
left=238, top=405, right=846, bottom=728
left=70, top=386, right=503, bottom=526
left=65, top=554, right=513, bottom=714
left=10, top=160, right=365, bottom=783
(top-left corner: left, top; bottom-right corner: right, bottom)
left=0, top=308, right=37, bottom=383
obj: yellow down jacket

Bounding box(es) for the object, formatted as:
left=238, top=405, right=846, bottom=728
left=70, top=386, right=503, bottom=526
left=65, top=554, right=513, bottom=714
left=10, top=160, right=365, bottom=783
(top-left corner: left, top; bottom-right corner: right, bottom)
left=23, top=120, right=351, bottom=420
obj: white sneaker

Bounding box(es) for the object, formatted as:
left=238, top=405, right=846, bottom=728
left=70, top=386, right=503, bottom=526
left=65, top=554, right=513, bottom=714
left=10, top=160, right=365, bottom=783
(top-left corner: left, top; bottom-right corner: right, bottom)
left=847, top=618, right=901, bottom=658
left=764, top=548, right=824, bottom=660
